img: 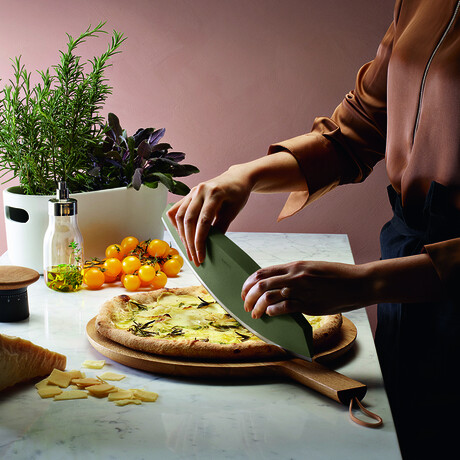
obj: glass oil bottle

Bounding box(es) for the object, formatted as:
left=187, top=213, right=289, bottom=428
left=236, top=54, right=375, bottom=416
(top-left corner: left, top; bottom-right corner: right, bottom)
left=43, top=181, right=84, bottom=292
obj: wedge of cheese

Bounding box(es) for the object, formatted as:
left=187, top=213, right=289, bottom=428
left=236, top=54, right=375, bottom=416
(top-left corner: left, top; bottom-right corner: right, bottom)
left=0, top=334, right=66, bottom=392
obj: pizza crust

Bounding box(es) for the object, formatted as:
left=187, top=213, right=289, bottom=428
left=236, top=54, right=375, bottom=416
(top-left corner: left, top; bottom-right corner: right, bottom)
left=96, top=286, right=342, bottom=360
left=304, top=314, right=343, bottom=351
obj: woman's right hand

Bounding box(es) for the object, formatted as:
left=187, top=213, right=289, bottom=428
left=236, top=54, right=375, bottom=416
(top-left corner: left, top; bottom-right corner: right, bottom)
left=167, top=151, right=308, bottom=266
left=167, top=164, right=253, bottom=266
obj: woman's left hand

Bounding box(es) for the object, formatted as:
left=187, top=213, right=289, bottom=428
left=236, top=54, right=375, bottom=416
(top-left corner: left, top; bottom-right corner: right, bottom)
left=242, top=260, right=368, bottom=318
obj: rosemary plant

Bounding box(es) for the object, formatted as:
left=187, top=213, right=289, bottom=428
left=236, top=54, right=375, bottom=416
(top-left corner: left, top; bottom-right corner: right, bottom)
left=0, top=22, right=125, bottom=195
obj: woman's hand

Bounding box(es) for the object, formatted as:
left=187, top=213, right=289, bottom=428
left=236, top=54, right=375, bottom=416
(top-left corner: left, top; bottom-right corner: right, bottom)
left=167, top=165, right=253, bottom=266
left=242, top=261, right=367, bottom=318
left=241, top=254, right=444, bottom=318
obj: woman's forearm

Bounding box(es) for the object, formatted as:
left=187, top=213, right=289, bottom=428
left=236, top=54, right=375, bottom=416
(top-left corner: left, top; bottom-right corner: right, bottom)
left=362, top=253, right=445, bottom=305
left=231, top=151, right=307, bottom=194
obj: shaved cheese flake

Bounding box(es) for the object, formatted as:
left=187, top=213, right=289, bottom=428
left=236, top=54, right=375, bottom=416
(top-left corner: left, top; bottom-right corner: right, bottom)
left=86, top=383, right=115, bottom=397
left=132, top=389, right=158, bottom=402
left=54, top=390, right=88, bottom=400
left=115, top=399, right=142, bottom=406
left=66, top=370, right=85, bottom=379
left=98, top=372, right=126, bottom=381
left=47, top=369, right=73, bottom=388
left=35, top=378, right=50, bottom=390
left=81, top=359, right=105, bottom=369
left=37, top=386, right=63, bottom=398
left=71, top=377, right=101, bottom=387
left=107, top=389, right=134, bottom=401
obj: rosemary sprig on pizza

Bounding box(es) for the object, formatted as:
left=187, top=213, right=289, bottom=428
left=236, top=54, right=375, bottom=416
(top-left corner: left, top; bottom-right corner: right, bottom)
left=96, top=286, right=342, bottom=360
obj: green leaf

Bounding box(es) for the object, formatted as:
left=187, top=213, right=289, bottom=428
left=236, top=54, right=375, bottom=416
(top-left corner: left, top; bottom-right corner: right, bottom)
left=146, top=172, right=174, bottom=190
left=142, top=181, right=159, bottom=189
left=169, top=180, right=191, bottom=195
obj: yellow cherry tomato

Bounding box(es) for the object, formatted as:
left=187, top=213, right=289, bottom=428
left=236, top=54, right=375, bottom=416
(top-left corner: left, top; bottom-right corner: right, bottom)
left=151, top=271, right=167, bottom=289
left=122, top=274, right=141, bottom=292
left=147, top=239, right=170, bottom=258
left=105, top=244, right=123, bottom=260
left=103, top=257, right=123, bottom=277
left=121, top=255, right=142, bottom=274
left=167, top=247, right=180, bottom=256
left=104, top=272, right=118, bottom=283
left=162, top=258, right=182, bottom=277
left=170, top=254, right=184, bottom=268
left=140, top=278, right=152, bottom=287
left=121, top=236, right=139, bottom=255
left=138, top=264, right=158, bottom=284
left=83, top=267, right=105, bottom=290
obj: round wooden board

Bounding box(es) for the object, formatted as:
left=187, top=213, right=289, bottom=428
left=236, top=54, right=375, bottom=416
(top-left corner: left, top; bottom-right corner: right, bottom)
left=86, top=316, right=357, bottom=380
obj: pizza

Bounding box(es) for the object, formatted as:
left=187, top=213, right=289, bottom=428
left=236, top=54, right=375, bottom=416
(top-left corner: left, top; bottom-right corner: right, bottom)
left=95, top=286, right=342, bottom=360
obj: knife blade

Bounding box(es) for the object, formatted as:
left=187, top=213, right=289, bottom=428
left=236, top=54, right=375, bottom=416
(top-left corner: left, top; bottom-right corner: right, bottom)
left=162, top=206, right=314, bottom=360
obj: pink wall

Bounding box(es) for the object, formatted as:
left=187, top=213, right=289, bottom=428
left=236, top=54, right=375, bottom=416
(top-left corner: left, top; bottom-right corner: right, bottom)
left=0, top=0, right=395, bottom=328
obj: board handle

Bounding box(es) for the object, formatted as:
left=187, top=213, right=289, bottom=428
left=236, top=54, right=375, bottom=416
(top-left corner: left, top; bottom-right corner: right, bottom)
left=269, top=358, right=367, bottom=405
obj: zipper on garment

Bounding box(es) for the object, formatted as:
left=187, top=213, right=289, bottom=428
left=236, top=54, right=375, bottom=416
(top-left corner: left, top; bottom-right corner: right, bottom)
left=412, top=0, right=460, bottom=143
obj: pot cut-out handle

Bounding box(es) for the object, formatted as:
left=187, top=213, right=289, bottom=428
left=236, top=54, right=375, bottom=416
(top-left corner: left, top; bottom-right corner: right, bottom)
left=5, top=206, right=29, bottom=223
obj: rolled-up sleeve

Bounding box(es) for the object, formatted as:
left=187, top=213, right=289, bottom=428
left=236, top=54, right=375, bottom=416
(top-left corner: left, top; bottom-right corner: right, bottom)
left=270, top=15, right=397, bottom=220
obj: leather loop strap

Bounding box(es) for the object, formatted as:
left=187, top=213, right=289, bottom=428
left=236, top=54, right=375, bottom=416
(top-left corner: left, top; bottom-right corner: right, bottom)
left=349, top=397, right=383, bottom=428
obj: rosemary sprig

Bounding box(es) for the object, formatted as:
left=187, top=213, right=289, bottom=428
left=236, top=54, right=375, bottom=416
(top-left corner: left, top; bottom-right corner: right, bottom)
left=128, top=320, right=157, bottom=337
left=128, top=299, right=148, bottom=310
left=235, top=331, right=251, bottom=342
left=197, top=297, right=212, bottom=308
left=166, top=326, right=185, bottom=337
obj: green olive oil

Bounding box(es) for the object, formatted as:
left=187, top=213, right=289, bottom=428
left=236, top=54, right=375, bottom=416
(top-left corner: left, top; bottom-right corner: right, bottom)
left=45, top=264, right=83, bottom=292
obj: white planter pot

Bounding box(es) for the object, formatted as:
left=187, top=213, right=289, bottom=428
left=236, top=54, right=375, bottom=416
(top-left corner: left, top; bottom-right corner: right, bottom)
left=3, top=184, right=168, bottom=274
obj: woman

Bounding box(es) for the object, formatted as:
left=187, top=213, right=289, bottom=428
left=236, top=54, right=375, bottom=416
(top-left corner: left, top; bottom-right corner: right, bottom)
left=168, top=1, right=460, bottom=457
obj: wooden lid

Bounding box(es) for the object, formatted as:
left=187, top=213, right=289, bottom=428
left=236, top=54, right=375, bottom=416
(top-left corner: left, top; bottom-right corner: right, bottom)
left=0, top=266, right=40, bottom=291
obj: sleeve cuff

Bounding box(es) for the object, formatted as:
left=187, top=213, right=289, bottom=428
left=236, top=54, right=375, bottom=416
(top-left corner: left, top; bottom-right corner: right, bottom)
left=268, top=132, right=341, bottom=220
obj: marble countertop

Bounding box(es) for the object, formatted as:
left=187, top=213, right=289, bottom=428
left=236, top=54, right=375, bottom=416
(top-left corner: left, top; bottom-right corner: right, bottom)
left=0, top=232, right=401, bottom=459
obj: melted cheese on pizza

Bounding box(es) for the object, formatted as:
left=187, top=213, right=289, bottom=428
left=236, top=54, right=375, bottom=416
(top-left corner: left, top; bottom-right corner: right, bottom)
left=303, top=315, right=325, bottom=331
left=112, top=292, right=328, bottom=345
left=112, top=292, right=261, bottom=344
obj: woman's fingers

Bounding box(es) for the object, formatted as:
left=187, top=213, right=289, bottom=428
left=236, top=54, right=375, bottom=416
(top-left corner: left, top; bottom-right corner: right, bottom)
left=242, top=267, right=293, bottom=318
left=166, top=197, right=184, bottom=230
left=242, top=265, right=289, bottom=301
left=194, top=199, right=222, bottom=264
left=245, top=284, right=303, bottom=319
left=167, top=185, right=226, bottom=266
left=168, top=195, right=193, bottom=261
left=250, top=288, right=296, bottom=319
left=182, top=194, right=208, bottom=266
left=265, top=299, right=303, bottom=317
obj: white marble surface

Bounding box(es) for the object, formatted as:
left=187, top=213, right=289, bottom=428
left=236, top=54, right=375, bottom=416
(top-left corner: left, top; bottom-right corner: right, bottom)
left=0, top=232, right=401, bottom=459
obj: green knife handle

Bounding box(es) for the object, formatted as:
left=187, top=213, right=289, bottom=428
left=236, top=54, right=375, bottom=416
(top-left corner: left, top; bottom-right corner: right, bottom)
left=269, top=358, right=367, bottom=405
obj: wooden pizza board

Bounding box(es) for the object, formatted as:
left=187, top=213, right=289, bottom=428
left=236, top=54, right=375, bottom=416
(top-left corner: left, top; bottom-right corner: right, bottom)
left=86, top=316, right=364, bottom=404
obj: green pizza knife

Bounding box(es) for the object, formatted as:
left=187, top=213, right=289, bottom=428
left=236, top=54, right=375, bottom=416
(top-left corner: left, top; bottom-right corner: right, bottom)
left=162, top=206, right=314, bottom=361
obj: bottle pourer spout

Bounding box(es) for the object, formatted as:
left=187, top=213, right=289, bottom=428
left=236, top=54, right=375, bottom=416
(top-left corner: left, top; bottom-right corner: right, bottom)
left=57, top=181, right=69, bottom=200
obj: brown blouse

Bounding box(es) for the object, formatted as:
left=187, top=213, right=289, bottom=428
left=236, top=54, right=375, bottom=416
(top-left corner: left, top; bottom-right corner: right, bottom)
left=269, top=0, right=460, bottom=292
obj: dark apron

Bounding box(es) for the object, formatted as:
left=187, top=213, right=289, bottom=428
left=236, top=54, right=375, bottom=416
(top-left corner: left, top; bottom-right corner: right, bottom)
left=375, top=182, right=460, bottom=459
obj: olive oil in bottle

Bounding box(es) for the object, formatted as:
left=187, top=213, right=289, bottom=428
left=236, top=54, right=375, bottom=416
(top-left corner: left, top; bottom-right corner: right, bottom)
left=43, top=181, right=84, bottom=292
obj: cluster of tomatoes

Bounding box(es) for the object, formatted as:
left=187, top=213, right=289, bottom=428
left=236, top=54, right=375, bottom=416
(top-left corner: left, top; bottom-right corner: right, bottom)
left=82, top=236, right=184, bottom=292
